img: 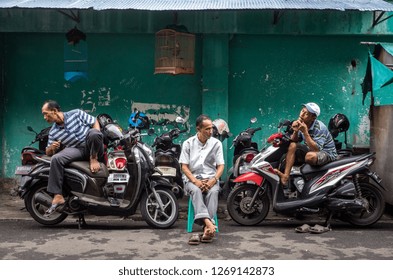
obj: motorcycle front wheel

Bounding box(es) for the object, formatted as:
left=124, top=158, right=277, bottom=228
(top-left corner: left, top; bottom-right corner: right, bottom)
left=140, top=186, right=179, bottom=229
left=227, top=183, right=270, bottom=226
left=342, top=182, right=385, bottom=227
left=25, top=183, right=68, bottom=226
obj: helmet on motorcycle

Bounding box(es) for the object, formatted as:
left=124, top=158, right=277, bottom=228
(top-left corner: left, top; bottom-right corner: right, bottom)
left=97, top=113, right=114, bottom=129
left=328, top=113, right=350, bottom=138
left=212, top=119, right=232, bottom=142
left=103, top=123, right=124, bottom=141
left=128, top=111, right=150, bottom=130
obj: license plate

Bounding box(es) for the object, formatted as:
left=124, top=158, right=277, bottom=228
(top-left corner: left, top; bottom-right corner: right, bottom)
left=108, top=173, right=130, bottom=183
left=15, top=165, right=33, bottom=175
left=154, top=166, right=177, bottom=177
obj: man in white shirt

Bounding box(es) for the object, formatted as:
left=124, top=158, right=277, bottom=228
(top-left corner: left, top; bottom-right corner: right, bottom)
left=179, top=114, right=225, bottom=244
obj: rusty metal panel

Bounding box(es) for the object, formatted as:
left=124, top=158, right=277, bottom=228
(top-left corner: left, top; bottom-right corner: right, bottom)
left=1, top=0, right=393, bottom=11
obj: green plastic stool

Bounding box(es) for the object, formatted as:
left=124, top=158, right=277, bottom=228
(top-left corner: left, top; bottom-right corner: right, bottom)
left=187, top=197, right=219, bottom=233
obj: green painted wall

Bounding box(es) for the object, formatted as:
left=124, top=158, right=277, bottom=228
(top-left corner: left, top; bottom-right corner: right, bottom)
left=2, top=33, right=203, bottom=177
left=1, top=8, right=393, bottom=178
left=227, top=34, right=377, bottom=166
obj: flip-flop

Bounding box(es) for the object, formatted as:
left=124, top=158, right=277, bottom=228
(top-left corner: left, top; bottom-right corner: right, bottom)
left=201, top=233, right=213, bottom=243
left=44, top=202, right=65, bottom=217
left=188, top=234, right=201, bottom=245
left=295, top=224, right=311, bottom=233
left=309, top=224, right=331, bottom=234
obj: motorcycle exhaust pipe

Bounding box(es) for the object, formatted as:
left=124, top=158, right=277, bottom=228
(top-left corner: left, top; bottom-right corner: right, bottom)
left=34, top=192, right=53, bottom=208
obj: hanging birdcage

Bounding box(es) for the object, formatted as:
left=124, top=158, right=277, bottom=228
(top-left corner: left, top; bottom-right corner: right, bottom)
left=154, top=29, right=195, bottom=75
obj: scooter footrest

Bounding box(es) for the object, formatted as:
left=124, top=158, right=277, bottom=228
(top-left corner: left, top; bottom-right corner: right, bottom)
left=108, top=197, right=120, bottom=207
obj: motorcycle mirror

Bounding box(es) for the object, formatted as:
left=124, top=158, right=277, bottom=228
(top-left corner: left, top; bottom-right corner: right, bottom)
left=27, top=126, right=36, bottom=133
left=250, top=117, right=257, bottom=124
left=278, top=120, right=291, bottom=128
left=175, top=116, right=185, bottom=124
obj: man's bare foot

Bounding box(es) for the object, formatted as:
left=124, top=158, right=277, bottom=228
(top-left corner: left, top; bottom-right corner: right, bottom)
left=52, top=194, right=65, bottom=205
left=203, top=218, right=216, bottom=237
left=274, top=169, right=289, bottom=186
left=90, top=157, right=100, bottom=173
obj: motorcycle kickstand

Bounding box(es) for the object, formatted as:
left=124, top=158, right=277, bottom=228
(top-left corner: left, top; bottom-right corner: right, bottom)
left=77, top=214, right=87, bottom=230
left=324, top=212, right=333, bottom=229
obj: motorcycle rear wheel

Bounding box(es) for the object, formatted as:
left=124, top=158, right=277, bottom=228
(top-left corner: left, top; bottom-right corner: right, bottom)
left=227, top=183, right=270, bottom=226
left=342, top=182, right=385, bottom=227
left=25, top=183, right=68, bottom=226
left=140, top=186, right=179, bottom=229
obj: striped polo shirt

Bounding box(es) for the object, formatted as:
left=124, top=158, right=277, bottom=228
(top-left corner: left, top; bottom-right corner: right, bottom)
left=298, top=119, right=338, bottom=161
left=47, top=109, right=96, bottom=148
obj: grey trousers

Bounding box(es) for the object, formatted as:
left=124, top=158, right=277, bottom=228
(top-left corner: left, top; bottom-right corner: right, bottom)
left=47, top=129, right=104, bottom=195
left=185, top=181, right=220, bottom=226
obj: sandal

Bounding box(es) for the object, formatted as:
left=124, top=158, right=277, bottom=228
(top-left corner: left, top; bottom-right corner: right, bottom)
left=44, top=202, right=65, bottom=217
left=188, top=234, right=201, bottom=245
left=295, top=224, right=311, bottom=233
left=201, top=233, right=214, bottom=243
left=309, top=224, right=331, bottom=234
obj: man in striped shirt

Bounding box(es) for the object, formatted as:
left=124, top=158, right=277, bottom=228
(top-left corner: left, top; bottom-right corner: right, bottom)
left=275, top=102, right=338, bottom=186
left=41, top=100, right=104, bottom=215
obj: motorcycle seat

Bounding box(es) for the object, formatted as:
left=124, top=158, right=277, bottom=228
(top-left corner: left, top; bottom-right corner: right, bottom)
left=301, top=154, right=370, bottom=175
left=68, top=161, right=109, bottom=178
left=35, top=155, right=109, bottom=177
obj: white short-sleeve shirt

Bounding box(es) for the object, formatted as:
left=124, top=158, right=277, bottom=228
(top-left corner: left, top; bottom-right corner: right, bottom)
left=179, top=134, right=224, bottom=181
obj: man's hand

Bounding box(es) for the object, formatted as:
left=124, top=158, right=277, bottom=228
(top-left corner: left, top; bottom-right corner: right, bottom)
left=297, top=119, right=308, bottom=133
left=52, top=141, right=61, bottom=150
left=46, top=141, right=61, bottom=156
left=200, top=178, right=217, bottom=192
left=291, top=120, right=300, bottom=132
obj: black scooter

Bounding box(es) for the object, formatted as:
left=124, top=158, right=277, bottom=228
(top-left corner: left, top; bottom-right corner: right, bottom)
left=151, top=117, right=188, bottom=199
left=15, top=116, right=179, bottom=229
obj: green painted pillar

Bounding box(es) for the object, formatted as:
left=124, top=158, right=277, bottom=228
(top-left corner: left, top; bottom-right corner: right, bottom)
left=0, top=34, right=4, bottom=178
left=201, top=34, right=229, bottom=179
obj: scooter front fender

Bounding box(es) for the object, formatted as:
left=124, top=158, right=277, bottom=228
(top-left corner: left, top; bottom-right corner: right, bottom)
left=233, top=172, right=264, bottom=186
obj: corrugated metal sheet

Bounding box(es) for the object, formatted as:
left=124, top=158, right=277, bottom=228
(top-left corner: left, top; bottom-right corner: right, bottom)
left=1, top=0, right=393, bottom=12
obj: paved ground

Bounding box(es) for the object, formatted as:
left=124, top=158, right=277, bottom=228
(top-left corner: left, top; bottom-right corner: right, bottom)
left=2, top=178, right=393, bottom=262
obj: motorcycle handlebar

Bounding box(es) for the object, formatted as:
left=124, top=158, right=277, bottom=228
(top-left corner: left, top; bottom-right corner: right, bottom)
left=243, top=127, right=262, bottom=135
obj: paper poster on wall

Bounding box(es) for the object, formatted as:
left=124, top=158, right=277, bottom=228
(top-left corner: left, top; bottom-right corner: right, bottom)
left=130, top=101, right=190, bottom=134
